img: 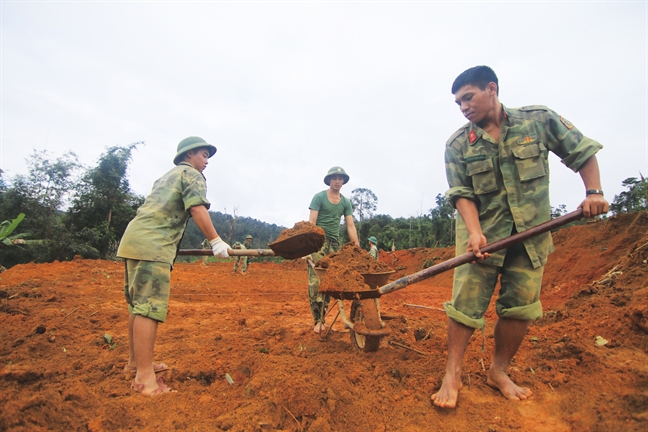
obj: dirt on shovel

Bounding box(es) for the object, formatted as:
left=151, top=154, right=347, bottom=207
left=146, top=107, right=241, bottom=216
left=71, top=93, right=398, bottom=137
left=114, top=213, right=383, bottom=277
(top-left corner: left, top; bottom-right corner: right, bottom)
left=268, top=221, right=326, bottom=260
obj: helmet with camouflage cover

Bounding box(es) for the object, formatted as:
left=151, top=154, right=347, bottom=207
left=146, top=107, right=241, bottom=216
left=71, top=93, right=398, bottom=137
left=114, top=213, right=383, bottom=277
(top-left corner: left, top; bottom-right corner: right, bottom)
left=245, top=235, right=253, bottom=240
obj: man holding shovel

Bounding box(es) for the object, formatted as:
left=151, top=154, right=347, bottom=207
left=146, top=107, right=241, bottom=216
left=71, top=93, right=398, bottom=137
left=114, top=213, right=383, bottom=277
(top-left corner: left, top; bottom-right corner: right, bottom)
left=432, top=66, right=609, bottom=408
left=307, top=166, right=360, bottom=333
left=117, top=136, right=231, bottom=396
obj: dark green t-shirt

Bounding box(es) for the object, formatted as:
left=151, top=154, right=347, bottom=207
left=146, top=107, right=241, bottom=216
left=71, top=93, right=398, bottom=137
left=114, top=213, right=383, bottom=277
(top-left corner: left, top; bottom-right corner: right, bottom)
left=309, top=190, right=353, bottom=241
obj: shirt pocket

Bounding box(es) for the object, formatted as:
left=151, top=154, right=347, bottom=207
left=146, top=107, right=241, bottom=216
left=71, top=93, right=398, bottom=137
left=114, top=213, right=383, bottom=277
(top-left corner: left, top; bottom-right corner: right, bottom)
left=466, top=157, right=498, bottom=195
left=512, top=143, right=547, bottom=182
left=168, top=213, right=183, bottom=228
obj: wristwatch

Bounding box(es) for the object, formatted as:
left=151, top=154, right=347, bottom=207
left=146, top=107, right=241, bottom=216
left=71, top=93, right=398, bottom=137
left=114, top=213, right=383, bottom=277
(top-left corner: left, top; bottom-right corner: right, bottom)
left=585, top=189, right=604, bottom=196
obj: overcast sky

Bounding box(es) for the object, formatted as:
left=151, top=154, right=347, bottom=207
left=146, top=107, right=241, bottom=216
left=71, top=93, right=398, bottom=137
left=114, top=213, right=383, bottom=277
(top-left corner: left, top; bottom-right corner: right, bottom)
left=2, top=1, right=647, bottom=228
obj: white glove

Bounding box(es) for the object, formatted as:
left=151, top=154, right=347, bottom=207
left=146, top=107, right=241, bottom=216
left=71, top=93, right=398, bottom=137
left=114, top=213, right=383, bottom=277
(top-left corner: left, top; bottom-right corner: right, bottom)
left=210, top=237, right=230, bottom=258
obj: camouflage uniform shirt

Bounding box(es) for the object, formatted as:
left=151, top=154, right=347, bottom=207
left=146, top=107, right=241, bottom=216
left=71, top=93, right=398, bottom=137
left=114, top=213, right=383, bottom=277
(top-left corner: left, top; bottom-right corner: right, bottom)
left=445, top=105, right=603, bottom=268
left=369, top=244, right=379, bottom=260
left=117, top=162, right=211, bottom=266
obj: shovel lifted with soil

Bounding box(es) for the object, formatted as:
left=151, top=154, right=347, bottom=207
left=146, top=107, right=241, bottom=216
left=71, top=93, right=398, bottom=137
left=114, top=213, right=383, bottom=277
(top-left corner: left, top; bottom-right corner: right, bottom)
left=317, top=209, right=585, bottom=352
left=177, top=221, right=326, bottom=260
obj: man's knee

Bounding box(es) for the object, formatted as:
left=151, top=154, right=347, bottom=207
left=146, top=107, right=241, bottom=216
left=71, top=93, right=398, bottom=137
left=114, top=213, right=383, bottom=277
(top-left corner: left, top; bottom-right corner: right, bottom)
left=496, top=300, right=543, bottom=321
left=444, top=302, right=486, bottom=330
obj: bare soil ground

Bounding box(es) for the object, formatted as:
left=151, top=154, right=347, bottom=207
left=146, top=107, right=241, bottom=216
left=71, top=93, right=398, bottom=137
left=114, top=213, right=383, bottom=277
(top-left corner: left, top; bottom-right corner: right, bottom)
left=1, top=212, right=647, bottom=432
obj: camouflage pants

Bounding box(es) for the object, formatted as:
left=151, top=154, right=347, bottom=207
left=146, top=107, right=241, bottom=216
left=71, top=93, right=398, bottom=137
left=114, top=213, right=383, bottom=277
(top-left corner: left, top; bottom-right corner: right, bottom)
left=308, top=239, right=340, bottom=325
left=123, top=259, right=171, bottom=322
left=233, top=256, right=248, bottom=273
left=444, top=241, right=544, bottom=330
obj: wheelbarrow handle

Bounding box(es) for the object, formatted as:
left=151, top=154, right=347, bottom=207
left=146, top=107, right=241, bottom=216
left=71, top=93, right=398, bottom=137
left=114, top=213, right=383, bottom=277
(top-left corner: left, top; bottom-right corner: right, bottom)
left=177, top=249, right=276, bottom=257
left=374, top=209, right=585, bottom=299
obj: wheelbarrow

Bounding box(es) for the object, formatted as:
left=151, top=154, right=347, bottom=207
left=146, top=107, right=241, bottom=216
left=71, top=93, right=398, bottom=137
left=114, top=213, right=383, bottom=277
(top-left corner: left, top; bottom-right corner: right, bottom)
left=314, top=267, right=394, bottom=352
left=317, top=209, right=585, bottom=352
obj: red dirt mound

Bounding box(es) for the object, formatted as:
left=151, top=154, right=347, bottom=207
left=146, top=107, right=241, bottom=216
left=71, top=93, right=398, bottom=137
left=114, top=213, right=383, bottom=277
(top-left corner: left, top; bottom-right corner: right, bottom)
left=1, top=212, right=647, bottom=431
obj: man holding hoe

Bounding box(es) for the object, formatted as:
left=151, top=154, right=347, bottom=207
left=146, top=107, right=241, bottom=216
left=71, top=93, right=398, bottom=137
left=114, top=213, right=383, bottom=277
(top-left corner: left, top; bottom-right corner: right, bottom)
left=433, top=66, right=609, bottom=408
left=117, top=136, right=230, bottom=396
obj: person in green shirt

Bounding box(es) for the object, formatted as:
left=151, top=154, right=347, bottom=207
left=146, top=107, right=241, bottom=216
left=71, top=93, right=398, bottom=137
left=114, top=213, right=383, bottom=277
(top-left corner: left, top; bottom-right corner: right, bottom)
left=117, top=136, right=231, bottom=396
left=368, top=236, right=379, bottom=260
left=307, top=166, right=359, bottom=333
left=432, top=66, right=609, bottom=409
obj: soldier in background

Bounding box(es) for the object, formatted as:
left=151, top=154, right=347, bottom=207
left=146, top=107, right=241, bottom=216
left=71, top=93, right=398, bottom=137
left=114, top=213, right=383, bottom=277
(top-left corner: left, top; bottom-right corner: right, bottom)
left=233, top=235, right=253, bottom=274
left=368, top=236, right=379, bottom=260
left=432, top=66, right=608, bottom=409
left=201, top=238, right=211, bottom=265
left=117, top=137, right=230, bottom=396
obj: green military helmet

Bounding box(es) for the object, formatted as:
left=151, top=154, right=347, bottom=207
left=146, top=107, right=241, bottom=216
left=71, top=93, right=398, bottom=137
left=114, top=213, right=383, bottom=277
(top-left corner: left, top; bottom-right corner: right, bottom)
left=173, top=136, right=217, bottom=165
left=245, top=235, right=253, bottom=240
left=324, top=166, right=350, bottom=185
left=368, top=236, right=378, bottom=245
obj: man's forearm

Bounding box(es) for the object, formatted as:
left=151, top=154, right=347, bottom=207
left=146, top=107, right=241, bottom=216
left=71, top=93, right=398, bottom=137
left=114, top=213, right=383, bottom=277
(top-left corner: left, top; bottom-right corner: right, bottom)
left=190, top=205, right=219, bottom=240
left=455, top=198, right=482, bottom=236
left=578, top=155, right=603, bottom=191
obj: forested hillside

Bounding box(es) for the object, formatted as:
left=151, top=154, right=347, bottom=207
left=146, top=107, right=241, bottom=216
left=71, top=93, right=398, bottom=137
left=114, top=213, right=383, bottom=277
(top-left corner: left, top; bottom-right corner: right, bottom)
left=1, top=144, right=646, bottom=269
left=180, top=213, right=285, bottom=251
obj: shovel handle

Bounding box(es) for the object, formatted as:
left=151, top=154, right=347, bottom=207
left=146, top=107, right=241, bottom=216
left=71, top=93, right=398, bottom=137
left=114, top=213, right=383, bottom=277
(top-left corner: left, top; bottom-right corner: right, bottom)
left=376, top=209, right=584, bottom=298
left=177, top=249, right=276, bottom=257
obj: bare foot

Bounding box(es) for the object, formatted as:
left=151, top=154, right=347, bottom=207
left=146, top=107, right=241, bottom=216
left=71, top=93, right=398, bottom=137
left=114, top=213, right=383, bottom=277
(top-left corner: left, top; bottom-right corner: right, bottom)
left=132, top=375, right=175, bottom=397
left=431, top=372, right=463, bottom=409
left=487, top=368, right=532, bottom=401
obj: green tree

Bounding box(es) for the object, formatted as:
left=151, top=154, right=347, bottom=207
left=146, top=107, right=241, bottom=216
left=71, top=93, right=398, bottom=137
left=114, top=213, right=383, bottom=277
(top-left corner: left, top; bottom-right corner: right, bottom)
left=67, top=142, right=144, bottom=258
left=0, top=169, right=6, bottom=194
left=0, top=151, right=84, bottom=266
left=0, top=150, right=81, bottom=240
left=610, top=174, right=648, bottom=214
left=350, top=188, right=378, bottom=244
left=550, top=204, right=567, bottom=219
left=429, top=193, right=455, bottom=247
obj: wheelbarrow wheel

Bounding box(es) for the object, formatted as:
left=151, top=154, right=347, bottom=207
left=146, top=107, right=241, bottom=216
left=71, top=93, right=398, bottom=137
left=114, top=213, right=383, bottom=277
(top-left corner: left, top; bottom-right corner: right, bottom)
left=350, top=299, right=381, bottom=352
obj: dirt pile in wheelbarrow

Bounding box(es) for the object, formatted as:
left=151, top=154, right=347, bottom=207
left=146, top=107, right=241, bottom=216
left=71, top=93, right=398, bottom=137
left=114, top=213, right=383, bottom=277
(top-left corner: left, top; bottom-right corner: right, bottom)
left=316, top=243, right=393, bottom=293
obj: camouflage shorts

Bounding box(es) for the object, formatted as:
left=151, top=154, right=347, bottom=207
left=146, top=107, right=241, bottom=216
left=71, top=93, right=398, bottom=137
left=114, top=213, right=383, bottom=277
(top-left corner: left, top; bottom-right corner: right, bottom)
left=123, top=259, right=171, bottom=322
left=307, top=239, right=340, bottom=324
left=445, top=241, right=543, bottom=330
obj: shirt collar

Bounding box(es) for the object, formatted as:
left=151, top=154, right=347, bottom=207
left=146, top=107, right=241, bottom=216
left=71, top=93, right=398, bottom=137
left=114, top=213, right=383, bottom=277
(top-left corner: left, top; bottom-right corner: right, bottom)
left=501, top=104, right=511, bottom=124
left=177, top=161, right=206, bottom=180
left=466, top=104, right=508, bottom=145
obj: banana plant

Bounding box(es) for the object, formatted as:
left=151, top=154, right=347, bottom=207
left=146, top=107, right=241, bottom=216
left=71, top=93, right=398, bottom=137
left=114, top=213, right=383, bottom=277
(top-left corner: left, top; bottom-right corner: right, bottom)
left=0, top=213, right=43, bottom=246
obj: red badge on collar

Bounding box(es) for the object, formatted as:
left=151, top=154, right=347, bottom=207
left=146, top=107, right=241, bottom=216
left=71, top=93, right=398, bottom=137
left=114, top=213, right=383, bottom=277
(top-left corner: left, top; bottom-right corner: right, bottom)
left=468, top=130, right=477, bottom=144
